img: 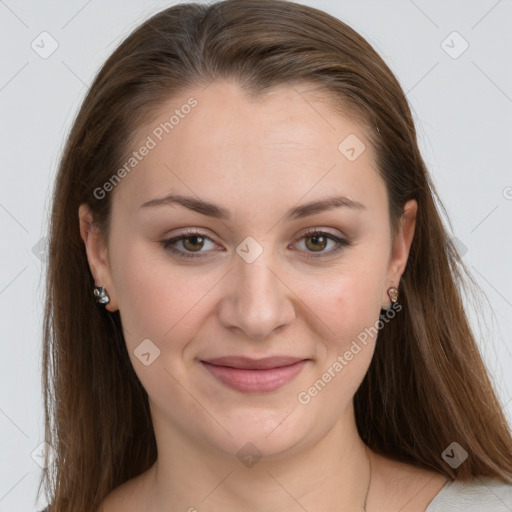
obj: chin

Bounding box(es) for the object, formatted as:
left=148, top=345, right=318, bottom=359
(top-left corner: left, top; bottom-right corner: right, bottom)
left=196, top=403, right=323, bottom=462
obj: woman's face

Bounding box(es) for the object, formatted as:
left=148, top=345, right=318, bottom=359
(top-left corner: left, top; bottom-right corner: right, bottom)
left=80, top=79, right=416, bottom=458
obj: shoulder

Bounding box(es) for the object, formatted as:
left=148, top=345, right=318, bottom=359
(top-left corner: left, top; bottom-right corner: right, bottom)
left=426, top=476, right=512, bottom=511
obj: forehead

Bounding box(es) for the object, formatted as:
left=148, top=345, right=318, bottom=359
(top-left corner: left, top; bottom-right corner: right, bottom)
left=113, top=79, right=383, bottom=214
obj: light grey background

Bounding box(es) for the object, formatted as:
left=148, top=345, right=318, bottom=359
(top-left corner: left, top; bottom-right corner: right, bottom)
left=0, top=1, right=511, bottom=510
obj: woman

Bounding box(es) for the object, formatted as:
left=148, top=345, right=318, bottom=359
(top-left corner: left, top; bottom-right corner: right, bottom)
left=39, top=0, right=512, bottom=510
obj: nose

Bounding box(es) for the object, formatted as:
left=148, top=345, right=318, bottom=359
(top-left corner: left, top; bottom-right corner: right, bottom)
left=217, top=249, right=296, bottom=340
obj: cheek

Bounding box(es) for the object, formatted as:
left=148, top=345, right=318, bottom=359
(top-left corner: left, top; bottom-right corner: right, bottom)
left=297, top=257, right=388, bottom=348
left=293, top=267, right=385, bottom=412
left=112, top=246, right=203, bottom=403
left=112, top=241, right=218, bottom=353
left=111, top=241, right=176, bottom=344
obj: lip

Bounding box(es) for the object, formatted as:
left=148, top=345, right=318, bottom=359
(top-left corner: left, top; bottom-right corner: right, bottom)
left=200, top=356, right=309, bottom=393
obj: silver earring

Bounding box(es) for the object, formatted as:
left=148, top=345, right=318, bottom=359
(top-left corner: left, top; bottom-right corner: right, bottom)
left=94, top=286, right=110, bottom=305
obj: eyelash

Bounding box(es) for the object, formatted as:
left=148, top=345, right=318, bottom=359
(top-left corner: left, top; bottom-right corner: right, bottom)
left=160, top=228, right=352, bottom=260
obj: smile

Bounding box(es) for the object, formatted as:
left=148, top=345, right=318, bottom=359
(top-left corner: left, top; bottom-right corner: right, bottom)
left=200, top=356, right=309, bottom=393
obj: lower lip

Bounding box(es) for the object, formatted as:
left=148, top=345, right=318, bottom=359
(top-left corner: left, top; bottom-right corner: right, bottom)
left=201, top=360, right=308, bottom=393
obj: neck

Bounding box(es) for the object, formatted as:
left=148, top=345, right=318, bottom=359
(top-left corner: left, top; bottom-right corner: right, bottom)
left=143, top=402, right=372, bottom=511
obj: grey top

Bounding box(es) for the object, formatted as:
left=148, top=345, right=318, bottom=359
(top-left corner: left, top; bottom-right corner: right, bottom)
left=39, top=477, right=512, bottom=511
left=425, top=477, right=512, bottom=511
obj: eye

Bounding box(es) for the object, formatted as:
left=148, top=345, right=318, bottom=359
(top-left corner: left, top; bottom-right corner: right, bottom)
left=292, top=229, right=352, bottom=258
left=160, top=229, right=219, bottom=258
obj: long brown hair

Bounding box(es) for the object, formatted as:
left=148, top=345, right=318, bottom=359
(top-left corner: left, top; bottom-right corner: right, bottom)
left=39, top=0, right=512, bottom=510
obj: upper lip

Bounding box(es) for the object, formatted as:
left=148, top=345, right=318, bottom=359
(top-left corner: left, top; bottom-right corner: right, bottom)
left=201, top=356, right=307, bottom=370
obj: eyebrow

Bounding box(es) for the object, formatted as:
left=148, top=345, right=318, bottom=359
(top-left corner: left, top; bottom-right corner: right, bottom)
left=139, top=193, right=365, bottom=221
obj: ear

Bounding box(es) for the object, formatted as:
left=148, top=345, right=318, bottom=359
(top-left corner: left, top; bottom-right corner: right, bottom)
left=78, top=203, right=118, bottom=312
left=382, top=199, right=417, bottom=308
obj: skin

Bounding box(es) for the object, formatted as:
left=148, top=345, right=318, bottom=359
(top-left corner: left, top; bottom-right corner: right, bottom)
left=79, top=79, right=447, bottom=511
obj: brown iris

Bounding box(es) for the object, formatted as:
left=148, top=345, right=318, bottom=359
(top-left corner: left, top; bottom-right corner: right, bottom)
left=182, top=235, right=205, bottom=252
left=304, top=233, right=328, bottom=252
